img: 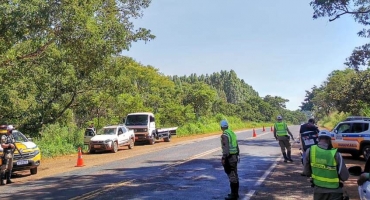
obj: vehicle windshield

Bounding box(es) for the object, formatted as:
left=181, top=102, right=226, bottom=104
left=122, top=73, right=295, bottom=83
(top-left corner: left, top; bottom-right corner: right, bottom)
left=12, top=131, right=29, bottom=142
left=125, top=115, right=148, bottom=126
left=97, top=128, right=116, bottom=135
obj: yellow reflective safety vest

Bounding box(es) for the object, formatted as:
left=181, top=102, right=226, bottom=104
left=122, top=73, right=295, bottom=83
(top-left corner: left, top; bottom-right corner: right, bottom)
left=221, top=129, right=238, bottom=155
left=310, top=145, right=340, bottom=189
left=274, top=122, right=288, bottom=136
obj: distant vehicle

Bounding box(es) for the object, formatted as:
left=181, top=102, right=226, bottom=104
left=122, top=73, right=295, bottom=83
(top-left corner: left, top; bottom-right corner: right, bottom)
left=84, top=128, right=96, bottom=151
left=124, top=112, right=178, bottom=145
left=89, top=125, right=135, bottom=153
left=0, top=125, right=41, bottom=175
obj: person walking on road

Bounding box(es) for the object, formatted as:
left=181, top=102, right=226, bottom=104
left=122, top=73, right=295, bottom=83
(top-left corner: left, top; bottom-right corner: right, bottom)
left=274, top=115, right=294, bottom=162
left=0, top=125, right=16, bottom=185
left=220, top=120, right=240, bottom=200
left=303, top=130, right=349, bottom=200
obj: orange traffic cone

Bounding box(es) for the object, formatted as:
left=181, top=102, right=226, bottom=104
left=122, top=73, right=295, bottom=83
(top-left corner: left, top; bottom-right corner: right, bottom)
left=263, top=126, right=265, bottom=132
left=253, top=129, right=257, bottom=137
left=75, top=147, right=85, bottom=167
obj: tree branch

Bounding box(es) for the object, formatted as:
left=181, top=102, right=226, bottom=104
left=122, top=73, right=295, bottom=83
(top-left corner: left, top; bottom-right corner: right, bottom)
left=1, top=40, right=54, bottom=67
left=329, top=9, right=370, bottom=22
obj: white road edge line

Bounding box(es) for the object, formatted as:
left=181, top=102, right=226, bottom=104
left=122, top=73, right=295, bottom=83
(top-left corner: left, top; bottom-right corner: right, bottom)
left=244, top=156, right=281, bottom=200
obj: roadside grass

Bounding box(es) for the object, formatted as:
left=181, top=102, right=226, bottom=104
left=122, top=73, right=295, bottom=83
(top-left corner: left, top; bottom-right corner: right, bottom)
left=33, top=115, right=278, bottom=158
left=319, top=112, right=349, bottom=130
left=176, top=115, right=274, bottom=137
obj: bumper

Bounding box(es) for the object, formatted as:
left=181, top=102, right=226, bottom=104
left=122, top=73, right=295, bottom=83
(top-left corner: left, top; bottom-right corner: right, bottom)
left=90, top=142, right=114, bottom=150
left=134, top=132, right=150, bottom=142
left=12, top=159, right=40, bottom=171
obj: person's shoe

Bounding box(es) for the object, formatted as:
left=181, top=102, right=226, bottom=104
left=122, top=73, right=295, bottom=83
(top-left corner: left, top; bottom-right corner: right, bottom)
left=288, top=157, right=293, bottom=162
left=5, top=172, right=13, bottom=184
left=225, top=193, right=239, bottom=200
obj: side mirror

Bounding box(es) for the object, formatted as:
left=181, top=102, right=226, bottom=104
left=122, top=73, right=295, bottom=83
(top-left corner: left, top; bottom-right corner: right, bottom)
left=334, top=129, right=338, bottom=133
left=348, top=166, right=363, bottom=176
left=27, top=138, right=33, bottom=141
left=122, top=118, right=126, bottom=124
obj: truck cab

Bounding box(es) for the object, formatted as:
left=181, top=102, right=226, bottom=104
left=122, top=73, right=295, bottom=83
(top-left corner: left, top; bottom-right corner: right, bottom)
left=124, top=112, right=156, bottom=145
left=124, top=112, right=177, bottom=145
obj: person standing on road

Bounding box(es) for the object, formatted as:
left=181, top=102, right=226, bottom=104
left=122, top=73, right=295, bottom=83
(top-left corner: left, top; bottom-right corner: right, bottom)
left=0, top=125, right=16, bottom=185
left=220, top=120, right=240, bottom=200
left=274, top=115, right=294, bottom=162
left=303, top=130, right=349, bottom=200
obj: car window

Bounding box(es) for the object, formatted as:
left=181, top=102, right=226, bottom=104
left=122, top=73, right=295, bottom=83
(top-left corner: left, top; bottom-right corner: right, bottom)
left=336, top=123, right=351, bottom=134
left=121, top=127, right=127, bottom=133
left=97, top=128, right=116, bottom=135
left=12, top=131, right=28, bottom=142
left=85, top=129, right=95, bottom=136
left=351, top=123, right=364, bottom=133
left=364, top=123, right=370, bottom=131
left=118, top=128, right=123, bottom=135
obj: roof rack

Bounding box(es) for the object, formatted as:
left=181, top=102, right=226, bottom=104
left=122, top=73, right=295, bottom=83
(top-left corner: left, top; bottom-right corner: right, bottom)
left=344, top=116, right=370, bottom=121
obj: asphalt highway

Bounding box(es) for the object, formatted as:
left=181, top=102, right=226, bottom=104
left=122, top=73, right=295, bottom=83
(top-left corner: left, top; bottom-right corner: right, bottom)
left=0, top=126, right=301, bottom=200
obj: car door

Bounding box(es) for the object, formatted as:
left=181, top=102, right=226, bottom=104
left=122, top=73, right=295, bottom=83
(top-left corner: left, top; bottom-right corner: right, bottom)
left=84, top=128, right=95, bottom=145
left=332, top=122, right=360, bottom=150
left=121, top=126, right=130, bottom=143
left=117, top=127, right=124, bottom=145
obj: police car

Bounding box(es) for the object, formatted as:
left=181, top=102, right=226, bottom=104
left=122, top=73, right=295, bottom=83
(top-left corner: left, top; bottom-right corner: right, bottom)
left=331, top=117, right=370, bottom=160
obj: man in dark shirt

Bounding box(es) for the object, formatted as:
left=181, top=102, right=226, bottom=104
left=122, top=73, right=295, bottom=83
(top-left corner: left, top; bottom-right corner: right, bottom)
left=300, top=118, right=319, bottom=134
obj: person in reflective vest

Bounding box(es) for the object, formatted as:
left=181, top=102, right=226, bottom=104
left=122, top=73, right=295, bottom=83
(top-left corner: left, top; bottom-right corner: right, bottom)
left=273, top=115, right=294, bottom=162
left=220, top=120, right=240, bottom=200
left=303, top=130, right=349, bottom=200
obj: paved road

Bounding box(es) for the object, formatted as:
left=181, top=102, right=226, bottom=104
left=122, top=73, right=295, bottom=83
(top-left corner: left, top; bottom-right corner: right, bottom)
left=0, top=126, right=301, bottom=200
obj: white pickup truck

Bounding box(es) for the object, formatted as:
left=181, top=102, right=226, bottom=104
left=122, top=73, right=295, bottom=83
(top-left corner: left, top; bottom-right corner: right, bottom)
left=88, top=125, right=135, bottom=153
left=124, top=112, right=178, bottom=145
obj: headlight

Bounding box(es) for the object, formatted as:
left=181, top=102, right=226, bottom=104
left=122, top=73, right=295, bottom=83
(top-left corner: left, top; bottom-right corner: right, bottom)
left=104, top=139, right=112, bottom=143
left=32, top=150, right=40, bottom=156
left=143, top=128, right=147, bottom=132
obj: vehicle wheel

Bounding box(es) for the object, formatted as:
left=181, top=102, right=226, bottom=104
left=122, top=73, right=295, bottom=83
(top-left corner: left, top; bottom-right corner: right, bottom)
left=363, top=145, right=370, bottom=160
left=164, top=134, right=171, bottom=142
left=149, top=137, right=155, bottom=145
left=30, top=168, right=38, bottom=175
left=112, top=141, right=118, bottom=153
left=128, top=138, right=134, bottom=149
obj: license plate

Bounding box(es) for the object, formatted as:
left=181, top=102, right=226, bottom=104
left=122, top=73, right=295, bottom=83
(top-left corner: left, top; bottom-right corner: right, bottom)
left=16, top=160, right=28, bottom=165
left=94, top=145, right=100, bottom=148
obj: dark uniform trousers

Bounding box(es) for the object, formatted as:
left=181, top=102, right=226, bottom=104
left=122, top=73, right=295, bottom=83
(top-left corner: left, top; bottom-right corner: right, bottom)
left=223, top=154, right=239, bottom=196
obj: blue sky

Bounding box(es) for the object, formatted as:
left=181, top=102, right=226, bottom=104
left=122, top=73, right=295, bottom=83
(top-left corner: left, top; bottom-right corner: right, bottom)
left=123, top=0, right=367, bottom=111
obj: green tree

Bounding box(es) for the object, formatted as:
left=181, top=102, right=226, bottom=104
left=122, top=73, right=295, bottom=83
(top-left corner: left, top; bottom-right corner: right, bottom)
left=310, top=0, right=370, bottom=69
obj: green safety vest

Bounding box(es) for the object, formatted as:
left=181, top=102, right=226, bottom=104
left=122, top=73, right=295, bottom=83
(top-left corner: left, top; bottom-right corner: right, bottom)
left=221, top=129, right=238, bottom=155
left=274, top=122, right=288, bottom=136
left=310, top=145, right=340, bottom=189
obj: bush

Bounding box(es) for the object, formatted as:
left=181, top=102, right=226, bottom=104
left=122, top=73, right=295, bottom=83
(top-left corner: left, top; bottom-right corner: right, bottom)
left=34, top=123, right=84, bottom=158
